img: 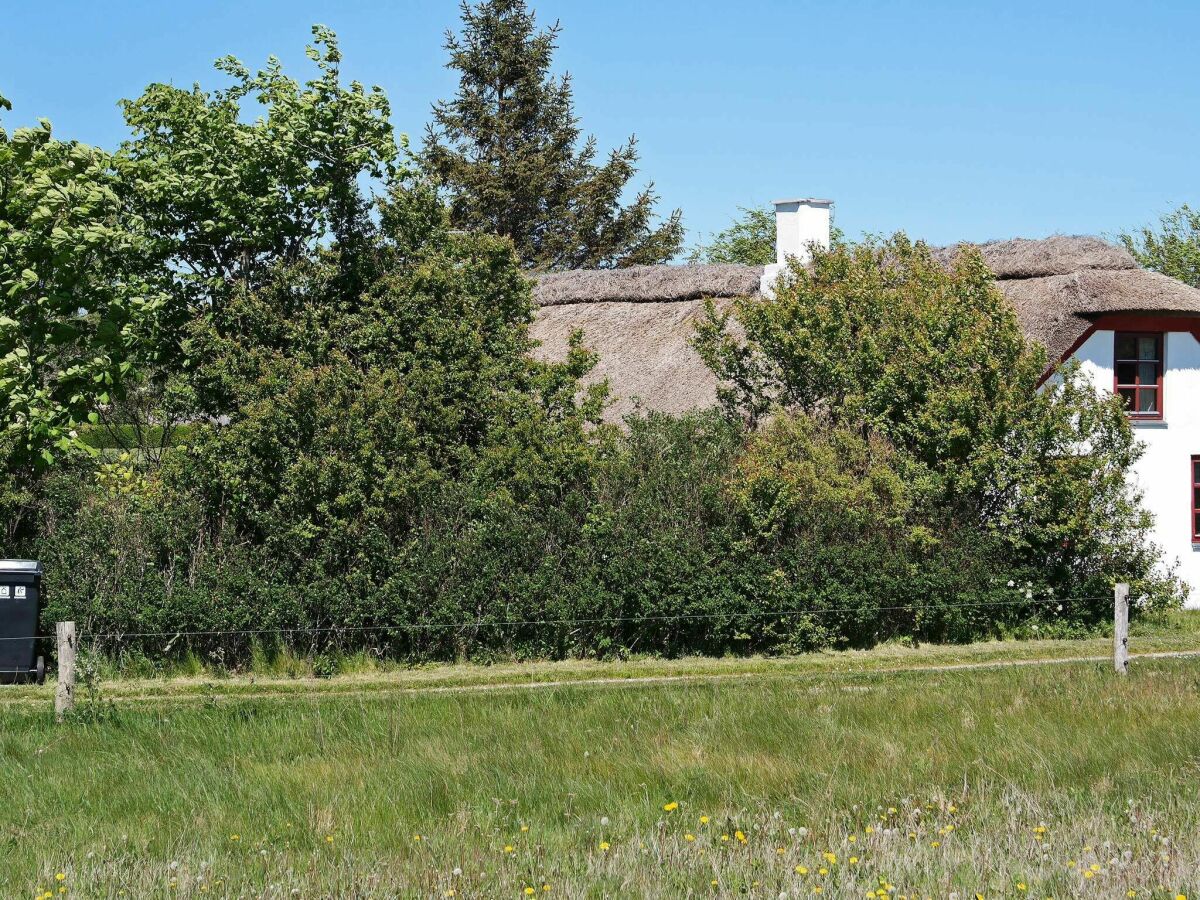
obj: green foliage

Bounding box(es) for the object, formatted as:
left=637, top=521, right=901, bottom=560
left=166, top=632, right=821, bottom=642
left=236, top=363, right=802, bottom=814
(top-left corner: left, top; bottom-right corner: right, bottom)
left=1119, top=203, right=1200, bottom=287
left=0, top=97, right=171, bottom=479
left=119, top=25, right=399, bottom=318
left=688, top=206, right=776, bottom=265
left=422, top=0, right=683, bottom=270
left=695, top=234, right=1182, bottom=607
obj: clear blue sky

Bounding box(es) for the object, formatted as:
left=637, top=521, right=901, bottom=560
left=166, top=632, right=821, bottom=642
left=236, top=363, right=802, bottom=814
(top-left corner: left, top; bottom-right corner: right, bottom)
left=3, top=0, right=1198, bottom=249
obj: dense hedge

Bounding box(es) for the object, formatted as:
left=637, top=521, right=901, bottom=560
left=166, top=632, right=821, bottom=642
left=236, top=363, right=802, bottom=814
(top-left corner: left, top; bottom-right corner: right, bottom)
left=15, top=411, right=1141, bottom=668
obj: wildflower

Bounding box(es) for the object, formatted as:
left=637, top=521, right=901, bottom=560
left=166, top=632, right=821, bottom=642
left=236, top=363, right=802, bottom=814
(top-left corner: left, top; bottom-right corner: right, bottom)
left=325, top=835, right=334, bottom=844
left=663, top=802, right=679, bottom=812
left=813, top=885, right=823, bottom=893
left=865, top=826, right=875, bottom=834
left=776, top=847, right=786, bottom=855
left=520, top=825, right=529, bottom=832
left=525, top=888, right=535, bottom=896
left=818, top=868, right=829, bottom=876
left=230, top=834, right=240, bottom=842
left=1017, top=885, right=1027, bottom=892
left=736, top=830, right=747, bottom=844
left=721, top=834, right=730, bottom=843
left=795, top=865, right=809, bottom=874
left=55, top=876, right=66, bottom=883
left=504, top=845, right=515, bottom=854
left=598, top=841, right=611, bottom=851
left=700, top=815, right=710, bottom=825
left=948, top=805, right=957, bottom=813
left=685, top=834, right=696, bottom=842
left=543, top=887, right=551, bottom=893
left=849, top=856, right=859, bottom=865
left=930, top=841, right=941, bottom=848
left=1084, top=872, right=1094, bottom=879
left=413, top=834, right=423, bottom=841
left=823, top=852, right=837, bottom=864
left=445, top=892, right=456, bottom=898
left=848, top=834, right=857, bottom=843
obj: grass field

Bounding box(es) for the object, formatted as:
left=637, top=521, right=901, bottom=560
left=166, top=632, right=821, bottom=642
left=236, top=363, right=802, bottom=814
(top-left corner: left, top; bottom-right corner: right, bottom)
left=3, top=615, right=1200, bottom=898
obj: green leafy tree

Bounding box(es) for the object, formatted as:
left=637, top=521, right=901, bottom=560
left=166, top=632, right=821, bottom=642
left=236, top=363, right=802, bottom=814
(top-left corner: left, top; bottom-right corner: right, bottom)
left=422, top=0, right=683, bottom=270
left=0, top=92, right=171, bottom=481
left=1119, top=204, right=1200, bottom=287
left=119, top=25, right=399, bottom=318
left=695, top=235, right=1179, bottom=604
left=689, top=205, right=776, bottom=265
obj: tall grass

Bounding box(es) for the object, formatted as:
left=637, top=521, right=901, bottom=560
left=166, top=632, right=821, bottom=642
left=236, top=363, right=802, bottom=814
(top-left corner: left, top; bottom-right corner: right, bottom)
left=3, top=653, right=1200, bottom=896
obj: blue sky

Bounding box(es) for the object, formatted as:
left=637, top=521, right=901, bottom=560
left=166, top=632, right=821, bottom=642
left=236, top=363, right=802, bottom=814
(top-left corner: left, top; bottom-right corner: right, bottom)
left=3, top=0, right=1198, bottom=249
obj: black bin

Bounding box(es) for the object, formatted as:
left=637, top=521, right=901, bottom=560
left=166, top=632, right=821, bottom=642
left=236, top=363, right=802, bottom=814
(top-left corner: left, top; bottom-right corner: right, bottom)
left=0, top=560, right=45, bottom=684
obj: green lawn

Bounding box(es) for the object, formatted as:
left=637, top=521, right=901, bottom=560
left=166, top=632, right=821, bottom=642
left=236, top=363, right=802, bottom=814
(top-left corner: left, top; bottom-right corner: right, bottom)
left=3, top=618, right=1200, bottom=897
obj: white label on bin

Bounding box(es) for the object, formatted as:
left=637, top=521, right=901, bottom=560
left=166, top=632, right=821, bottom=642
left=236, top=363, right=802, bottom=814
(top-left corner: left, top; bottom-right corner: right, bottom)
left=14, top=586, right=25, bottom=599
left=0, top=586, right=8, bottom=599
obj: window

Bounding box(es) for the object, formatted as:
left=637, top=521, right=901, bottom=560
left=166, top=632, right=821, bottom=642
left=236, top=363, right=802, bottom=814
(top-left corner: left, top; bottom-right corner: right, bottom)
left=1114, top=332, right=1163, bottom=419
left=1193, top=457, right=1200, bottom=543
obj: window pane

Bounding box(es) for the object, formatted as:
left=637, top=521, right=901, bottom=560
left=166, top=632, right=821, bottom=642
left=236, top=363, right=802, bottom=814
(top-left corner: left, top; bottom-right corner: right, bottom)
left=1195, top=460, right=1200, bottom=483
left=1115, top=334, right=1137, bottom=358
left=1195, top=512, right=1200, bottom=539
left=1138, top=336, right=1159, bottom=360
left=1118, top=388, right=1136, bottom=409
left=1194, top=486, right=1200, bottom=509
left=1116, top=362, right=1137, bottom=385
left=1138, top=362, right=1158, bottom=385
left=1137, top=388, right=1159, bottom=413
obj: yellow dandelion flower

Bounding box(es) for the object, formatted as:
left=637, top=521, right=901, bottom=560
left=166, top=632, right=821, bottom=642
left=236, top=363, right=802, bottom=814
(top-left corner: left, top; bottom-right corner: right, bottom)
left=1083, top=872, right=1094, bottom=880
left=663, top=802, right=679, bottom=812
left=865, top=826, right=875, bottom=834
left=711, top=880, right=718, bottom=887
left=524, top=888, right=535, bottom=896
left=520, top=825, right=529, bottom=832
left=818, top=867, right=829, bottom=876
left=55, top=876, right=66, bottom=884
left=413, top=834, right=423, bottom=841
left=1066, top=860, right=1076, bottom=868
left=543, top=887, right=551, bottom=893
left=325, top=835, right=334, bottom=844
left=685, top=833, right=696, bottom=842
left=700, top=815, right=710, bottom=824
left=504, top=845, right=515, bottom=854
left=736, top=830, right=747, bottom=843
left=813, top=886, right=823, bottom=894
left=849, top=856, right=859, bottom=864
left=1175, top=895, right=1186, bottom=900
left=1126, top=893, right=1136, bottom=899
left=445, top=891, right=456, bottom=898
left=795, top=865, right=809, bottom=875
left=848, top=834, right=857, bottom=843
left=1017, top=885, right=1027, bottom=892
left=230, top=834, right=240, bottom=842
left=598, top=841, right=611, bottom=851
left=930, top=841, right=941, bottom=848
left=948, top=805, right=957, bottom=813
left=721, top=834, right=730, bottom=842
left=823, top=852, right=837, bottom=864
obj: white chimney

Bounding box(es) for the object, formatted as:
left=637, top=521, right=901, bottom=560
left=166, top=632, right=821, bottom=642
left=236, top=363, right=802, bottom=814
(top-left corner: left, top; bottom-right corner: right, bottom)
left=760, top=197, right=833, bottom=296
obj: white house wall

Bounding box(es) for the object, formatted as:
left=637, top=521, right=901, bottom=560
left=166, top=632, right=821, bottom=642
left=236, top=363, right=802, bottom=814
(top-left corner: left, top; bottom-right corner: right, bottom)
left=1074, top=329, right=1200, bottom=607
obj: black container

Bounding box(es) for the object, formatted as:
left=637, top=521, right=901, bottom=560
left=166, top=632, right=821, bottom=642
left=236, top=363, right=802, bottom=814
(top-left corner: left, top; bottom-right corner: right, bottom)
left=0, top=560, right=45, bottom=684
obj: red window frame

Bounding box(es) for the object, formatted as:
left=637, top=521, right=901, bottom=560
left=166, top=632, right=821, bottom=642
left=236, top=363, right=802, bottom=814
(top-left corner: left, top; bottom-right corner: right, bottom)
left=1114, top=332, right=1164, bottom=420
left=1193, top=456, right=1200, bottom=543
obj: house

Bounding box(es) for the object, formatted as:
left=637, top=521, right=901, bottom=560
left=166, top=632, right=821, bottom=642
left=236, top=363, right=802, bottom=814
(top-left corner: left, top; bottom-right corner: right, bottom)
left=529, top=199, right=1200, bottom=605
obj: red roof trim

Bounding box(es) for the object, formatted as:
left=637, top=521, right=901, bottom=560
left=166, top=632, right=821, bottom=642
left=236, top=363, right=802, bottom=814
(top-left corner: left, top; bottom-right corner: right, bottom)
left=1037, top=313, right=1200, bottom=387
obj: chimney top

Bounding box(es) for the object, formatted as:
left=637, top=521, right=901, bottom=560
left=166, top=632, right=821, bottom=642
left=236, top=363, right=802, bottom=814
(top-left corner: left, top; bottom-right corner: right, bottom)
left=760, top=196, right=834, bottom=297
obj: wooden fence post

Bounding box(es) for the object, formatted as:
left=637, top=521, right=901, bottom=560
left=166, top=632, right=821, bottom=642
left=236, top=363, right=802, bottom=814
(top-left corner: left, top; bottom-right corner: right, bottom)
left=1113, top=584, right=1130, bottom=676
left=55, top=621, right=76, bottom=722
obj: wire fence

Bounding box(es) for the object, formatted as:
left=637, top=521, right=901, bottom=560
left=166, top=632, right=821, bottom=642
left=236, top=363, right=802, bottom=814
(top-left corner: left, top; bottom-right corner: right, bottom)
left=0, top=594, right=1111, bottom=645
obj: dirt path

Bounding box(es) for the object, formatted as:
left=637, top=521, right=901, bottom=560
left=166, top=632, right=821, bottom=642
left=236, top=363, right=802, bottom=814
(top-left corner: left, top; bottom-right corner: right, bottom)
left=2, top=647, right=1198, bottom=709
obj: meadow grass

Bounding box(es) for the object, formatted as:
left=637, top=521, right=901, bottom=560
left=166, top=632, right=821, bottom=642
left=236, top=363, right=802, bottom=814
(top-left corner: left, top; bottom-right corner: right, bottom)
left=3, top=619, right=1200, bottom=897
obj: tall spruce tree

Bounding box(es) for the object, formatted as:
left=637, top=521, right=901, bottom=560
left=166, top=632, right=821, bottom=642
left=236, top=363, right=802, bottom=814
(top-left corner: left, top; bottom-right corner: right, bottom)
left=423, top=0, right=683, bottom=270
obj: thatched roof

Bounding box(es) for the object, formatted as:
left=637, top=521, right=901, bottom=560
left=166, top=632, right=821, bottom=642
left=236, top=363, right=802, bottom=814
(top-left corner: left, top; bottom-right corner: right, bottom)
left=529, top=237, right=1200, bottom=422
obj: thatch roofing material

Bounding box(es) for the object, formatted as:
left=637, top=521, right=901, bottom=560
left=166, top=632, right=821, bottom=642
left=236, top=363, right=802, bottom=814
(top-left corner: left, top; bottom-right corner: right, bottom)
left=534, top=264, right=762, bottom=306
left=529, top=236, right=1200, bottom=422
